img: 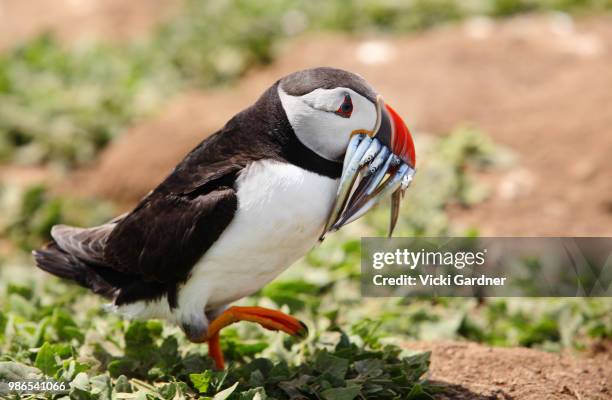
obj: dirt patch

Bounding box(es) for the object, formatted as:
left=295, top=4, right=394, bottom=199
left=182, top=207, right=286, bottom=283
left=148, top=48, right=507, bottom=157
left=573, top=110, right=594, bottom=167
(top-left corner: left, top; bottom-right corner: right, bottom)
left=71, top=14, right=612, bottom=234
left=67, top=89, right=251, bottom=206
left=0, top=0, right=179, bottom=50
left=406, top=341, right=611, bottom=400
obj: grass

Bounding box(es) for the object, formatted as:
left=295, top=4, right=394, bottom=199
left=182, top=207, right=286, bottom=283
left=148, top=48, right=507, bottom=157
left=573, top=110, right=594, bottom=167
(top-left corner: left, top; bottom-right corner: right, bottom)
left=0, top=184, right=113, bottom=252
left=0, top=280, right=432, bottom=399
left=1, top=267, right=610, bottom=398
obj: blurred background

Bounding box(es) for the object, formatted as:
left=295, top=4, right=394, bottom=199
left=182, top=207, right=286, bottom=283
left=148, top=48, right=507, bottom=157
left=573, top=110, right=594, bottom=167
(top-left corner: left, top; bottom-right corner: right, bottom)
left=0, top=0, right=611, bottom=398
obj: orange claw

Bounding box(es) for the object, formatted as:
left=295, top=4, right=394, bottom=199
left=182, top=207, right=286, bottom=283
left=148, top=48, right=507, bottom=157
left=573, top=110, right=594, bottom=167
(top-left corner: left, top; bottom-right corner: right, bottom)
left=205, top=306, right=308, bottom=370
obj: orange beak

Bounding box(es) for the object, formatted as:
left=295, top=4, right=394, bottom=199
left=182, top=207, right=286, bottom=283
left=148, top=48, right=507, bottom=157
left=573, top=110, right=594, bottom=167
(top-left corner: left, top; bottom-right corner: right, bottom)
left=375, top=100, right=416, bottom=168
left=385, top=103, right=416, bottom=168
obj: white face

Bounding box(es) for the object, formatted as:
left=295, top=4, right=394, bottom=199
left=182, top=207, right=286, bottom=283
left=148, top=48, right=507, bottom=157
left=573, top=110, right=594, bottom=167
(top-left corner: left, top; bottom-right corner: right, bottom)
left=278, top=86, right=377, bottom=161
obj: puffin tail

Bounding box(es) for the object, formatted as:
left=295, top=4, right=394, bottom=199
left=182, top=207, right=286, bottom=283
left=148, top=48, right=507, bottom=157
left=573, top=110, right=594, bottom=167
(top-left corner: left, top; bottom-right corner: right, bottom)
left=33, top=238, right=118, bottom=299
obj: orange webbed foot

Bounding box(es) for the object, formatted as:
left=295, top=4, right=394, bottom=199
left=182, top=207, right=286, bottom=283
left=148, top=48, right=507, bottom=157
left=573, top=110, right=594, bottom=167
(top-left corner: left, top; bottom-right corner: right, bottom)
left=204, top=306, right=308, bottom=370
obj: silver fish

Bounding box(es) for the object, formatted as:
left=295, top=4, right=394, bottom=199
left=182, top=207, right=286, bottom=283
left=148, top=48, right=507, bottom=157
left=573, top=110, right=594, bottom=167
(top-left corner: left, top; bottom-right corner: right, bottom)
left=321, top=96, right=416, bottom=239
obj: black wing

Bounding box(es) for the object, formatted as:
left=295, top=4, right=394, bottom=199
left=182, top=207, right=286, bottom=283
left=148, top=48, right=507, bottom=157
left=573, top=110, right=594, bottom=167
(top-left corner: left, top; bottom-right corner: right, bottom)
left=103, top=162, right=240, bottom=283
left=39, top=109, right=264, bottom=297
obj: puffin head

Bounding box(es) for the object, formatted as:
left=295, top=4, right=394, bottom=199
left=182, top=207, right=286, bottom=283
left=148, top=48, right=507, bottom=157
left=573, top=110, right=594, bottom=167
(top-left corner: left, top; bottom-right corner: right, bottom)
left=277, top=68, right=416, bottom=236
left=277, top=67, right=415, bottom=169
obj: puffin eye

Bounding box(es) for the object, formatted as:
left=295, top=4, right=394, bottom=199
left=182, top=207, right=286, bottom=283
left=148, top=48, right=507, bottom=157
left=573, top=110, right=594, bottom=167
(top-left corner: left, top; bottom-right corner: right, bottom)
left=335, top=95, right=353, bottom=118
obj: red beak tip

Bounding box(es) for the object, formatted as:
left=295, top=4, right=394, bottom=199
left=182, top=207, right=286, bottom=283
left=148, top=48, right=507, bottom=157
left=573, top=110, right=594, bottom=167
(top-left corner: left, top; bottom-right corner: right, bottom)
left=384, top=104, right=416, bottom=168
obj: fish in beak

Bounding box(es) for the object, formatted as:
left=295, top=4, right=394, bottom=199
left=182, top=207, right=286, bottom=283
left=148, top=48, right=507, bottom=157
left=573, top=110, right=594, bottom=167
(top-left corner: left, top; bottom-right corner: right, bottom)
left=321, top=96, right=416, bottom=239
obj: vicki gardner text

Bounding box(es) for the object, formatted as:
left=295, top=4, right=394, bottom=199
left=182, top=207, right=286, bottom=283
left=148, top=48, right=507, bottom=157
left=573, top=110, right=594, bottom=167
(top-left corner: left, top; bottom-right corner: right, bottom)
left=373, top=274, right=507, bottom=286
left=372, top=248, right=487, bottom=270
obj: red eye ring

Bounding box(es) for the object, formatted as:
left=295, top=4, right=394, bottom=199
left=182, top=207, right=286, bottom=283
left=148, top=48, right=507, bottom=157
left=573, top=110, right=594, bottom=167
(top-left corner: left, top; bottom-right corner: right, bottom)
left=335, top=95, right=353, bottom=118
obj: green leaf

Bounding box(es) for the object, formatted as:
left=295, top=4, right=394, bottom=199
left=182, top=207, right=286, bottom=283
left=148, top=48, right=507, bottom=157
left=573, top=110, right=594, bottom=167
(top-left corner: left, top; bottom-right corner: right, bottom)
left=124, top=320, right=162, bottom=360
left=0, top=311, right=6, bottom=337
left=406, top=383, right=435, bottom=400
left=35, top=342, right=61, bottom=377
left=320, top=385, right=361, bottom=400
left=249, top=369, right=265, bottom=387
left=268, top=361, right=290, bottom=383
left=401, top=351, right=431, bottom=383
left=213, top=382, right=239, bottom=400
left=0, top=361, right=42, bottom=380
left=354, top=359, right=384, bottom=378
left=7, top=293, right=37, bottom=318
left=114, top=375, right=133, bottom=393
left=107, top=359, right=137, bottom=378
left=315, top=351, right=349, bottom=380
left=69, top=372, right=92, bottom=400
left=90, top=374, right=112, bottom=400
left=158, top=336, right=181, bottom=371
left=238, top=387, right=267, bottom=400
left=260, top=280, right=320, bottom=312
left=190, top=370, right=213, bottom=394
left=229, top=341, right=269, bottom=357
left=52, top=309, right=84, bottom=342
left=158, top=382, right=178, bottom=400
left=59, top=359, right=90, bottom=382
left=30, top=316, right=50, bottom=348
left=6, top=283, right=34, bottom=299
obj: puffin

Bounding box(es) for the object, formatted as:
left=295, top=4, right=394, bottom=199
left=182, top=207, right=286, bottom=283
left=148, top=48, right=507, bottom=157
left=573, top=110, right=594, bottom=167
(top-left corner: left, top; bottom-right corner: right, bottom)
left=33, top=67, right=416, bottom=369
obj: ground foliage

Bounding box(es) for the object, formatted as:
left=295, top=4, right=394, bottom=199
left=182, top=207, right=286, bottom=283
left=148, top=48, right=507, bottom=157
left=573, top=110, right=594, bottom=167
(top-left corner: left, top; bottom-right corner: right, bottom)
left=0, top=277, right=432, bottom=399
left=0, top=184, right=113, bottom=252
left=1, top=0, right=611, bottom=166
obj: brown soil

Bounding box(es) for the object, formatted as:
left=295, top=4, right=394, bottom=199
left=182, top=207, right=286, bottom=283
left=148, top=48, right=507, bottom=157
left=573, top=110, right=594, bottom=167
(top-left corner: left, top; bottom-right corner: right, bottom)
left=0, top=0, right=179, bottom=50
left=407, top=341, right=612, bottom=400
left=67, top=89, right=248, bottom=207
left=70, top=14, right=612, bottom=234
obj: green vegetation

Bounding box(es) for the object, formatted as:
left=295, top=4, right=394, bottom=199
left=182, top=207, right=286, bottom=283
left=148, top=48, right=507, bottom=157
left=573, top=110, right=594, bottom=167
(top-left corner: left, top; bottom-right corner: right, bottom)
left=0, top=1, right=277, bottom=166
left=1, top=0, right=611, bottom=166
left=0, top=279, right=432, bottom=399
left=0, top=35, right=168, bottom=165
left=1, top=260, right=610, bottom=398
left=0, top=185, right=112, bottom=251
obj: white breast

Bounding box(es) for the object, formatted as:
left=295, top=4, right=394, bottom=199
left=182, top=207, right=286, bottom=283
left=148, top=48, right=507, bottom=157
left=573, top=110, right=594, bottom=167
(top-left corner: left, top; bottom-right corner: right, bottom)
left=114, top=160, right=338, bottom=323
left=169, top=159, right=338, bottom=324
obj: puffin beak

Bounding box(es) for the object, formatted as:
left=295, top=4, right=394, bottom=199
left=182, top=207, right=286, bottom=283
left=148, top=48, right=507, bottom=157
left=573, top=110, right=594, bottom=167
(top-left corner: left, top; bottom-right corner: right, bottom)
left=321, top=96, right=416, bottom=239
left=375, top=97, right=416, bottom=169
